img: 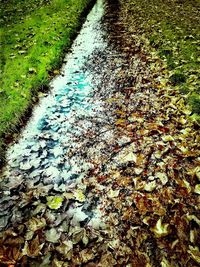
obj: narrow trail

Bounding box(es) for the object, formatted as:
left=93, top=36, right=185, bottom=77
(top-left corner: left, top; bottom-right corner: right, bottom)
left=0, top=0, right=199, bottom=266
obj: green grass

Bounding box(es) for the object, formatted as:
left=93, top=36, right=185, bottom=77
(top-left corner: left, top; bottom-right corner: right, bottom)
left=0, top=0, right=94, bottom=162
left=120, top=0, right=200, bottom=117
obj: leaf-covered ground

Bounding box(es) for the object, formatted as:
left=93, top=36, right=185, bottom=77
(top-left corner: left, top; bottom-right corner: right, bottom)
left=118, top=0, right=200, bottom=118
left=0, top=0, right=200, bottom=266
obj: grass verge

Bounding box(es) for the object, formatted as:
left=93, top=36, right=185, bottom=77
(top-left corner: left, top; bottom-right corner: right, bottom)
left=119, top=0, right=200, bottom=118
left=0, top=0, right=95, bottom=164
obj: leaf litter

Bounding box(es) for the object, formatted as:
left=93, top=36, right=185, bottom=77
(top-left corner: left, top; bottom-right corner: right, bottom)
left=0, top=0, right=200, bottom=266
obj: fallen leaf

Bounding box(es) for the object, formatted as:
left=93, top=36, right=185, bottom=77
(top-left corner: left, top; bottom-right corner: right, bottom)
left=45, top=228, right=61, bottom=243
left=80, top=249, right=96, bottom=263
left=144, top=180, right=157, bottom=192
left=72, top=228, right=85, bottom=244
left=162, top=135, right=174, bottom=142
left=155, top=172, right=168, bottom=185
left=26, top=217, right=46, bottom=232
left=151, top=218, right=169, bottom=237
left=107, top=189, right=120, bottom=198
left=188, top=246, right=200, bottom=264
left=194, top=184, right=200, bottom=194
left=119, top=151, right=137, bottom=164
left=73, top=189, right=85, bottom=202
left=56, top=240, right=73, bottom=260
left=47, top=196, right=64, bottom=210
left=71, top=208, right=88, bottom=225
left=22, top=236, right=43, bottom=257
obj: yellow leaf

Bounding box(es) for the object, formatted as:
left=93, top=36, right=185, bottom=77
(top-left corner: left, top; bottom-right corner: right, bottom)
left=151, top=218, right=169, bottom=237
left=179, top=117, right=187, bottom=125
left=155, top=172, right=168, bottom=185
left=106, top=98, right=118, bottom=103
left=188, top=246, right=200, bottom=264
left=144, top=180, right=157, bottom=192
left=107, top=189, right=120, bottom=198
left=26, top=217, right=46, bottom=232
left=47, top=196, right=64, bottom=209
left=73, top=189, right=85, bottom=202
left=194, top=184, right=200, bottom=195
left=115, top=118, right=126, bottom=126
left=162, top=135, right=174, bottom=142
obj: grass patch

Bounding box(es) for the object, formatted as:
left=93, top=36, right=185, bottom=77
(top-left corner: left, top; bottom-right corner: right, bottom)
left=0, top=0, right=94, bottom=162
left=189, top=93, right=200, bottom=114
left=119, top=0, right=200, bottom=116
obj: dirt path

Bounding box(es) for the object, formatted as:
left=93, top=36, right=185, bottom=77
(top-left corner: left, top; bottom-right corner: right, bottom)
left=0, top=0, right=199, bottom=266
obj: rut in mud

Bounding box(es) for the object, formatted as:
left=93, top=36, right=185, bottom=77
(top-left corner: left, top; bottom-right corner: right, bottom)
left=0, top=0, right=199, bottom=266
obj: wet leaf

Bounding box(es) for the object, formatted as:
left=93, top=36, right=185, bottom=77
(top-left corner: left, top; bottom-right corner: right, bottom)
left=26, top=217, right=46, bottom=232
left=47, top=196, right=64, bottom=210
left=187, top=215, right=200, bottom=226
left=45, top=228, right=61, bottom=243
left=151, top=218, right=169, bottom=237
left=88, top=217, right=105, bottom=230
left=162, top=135, right=174, bottom=142
left=0, top=1, right=199, bottom=264
left=73, top=189, right=85, bottom=202
left=80, top=249, right=96, bottom=263
left=71, top=208, right=88, bottom=225
left=56, top=240, right=73, bottom=260
left=19, top=161, right=32, bottom=170
left=0, top=246, right=21, bottom=264
left=39, top=252, right=51, bottom=267
left=161, top=258, right=171, bottom=267
left=155, top=172, right=168, bottom=185
left=22, top=236, right=43, bottom=257
left=188, top=246, right=200, bottom=264
left=118, top=151, right=137, bottom=164
left=0, top=216, right=9, bottom=231
left=107, top=189, right=120, bottom=198
left=194, top=184, right=200, bottom=194
left=32, top=203, right=46, bottom=215
left=144, top=180, right=157, bottom=192
left=99, top=252, right=117, bottom=266
left=45, top=166, right=60, bottom=177
left=25, top=231, right=34, bottom=241
left=52, top=258, right=65, bottom=267
left=72, top=228, right=85, bottom=244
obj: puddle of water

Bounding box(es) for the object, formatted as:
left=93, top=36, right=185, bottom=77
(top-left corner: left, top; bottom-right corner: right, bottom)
left=1, top=0, right=106, bottom=187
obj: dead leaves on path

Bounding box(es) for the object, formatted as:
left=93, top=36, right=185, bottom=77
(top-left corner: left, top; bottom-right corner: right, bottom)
left=1, top=73, right=199, bottom=266
left=0, top=3, right=200, bottom=266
